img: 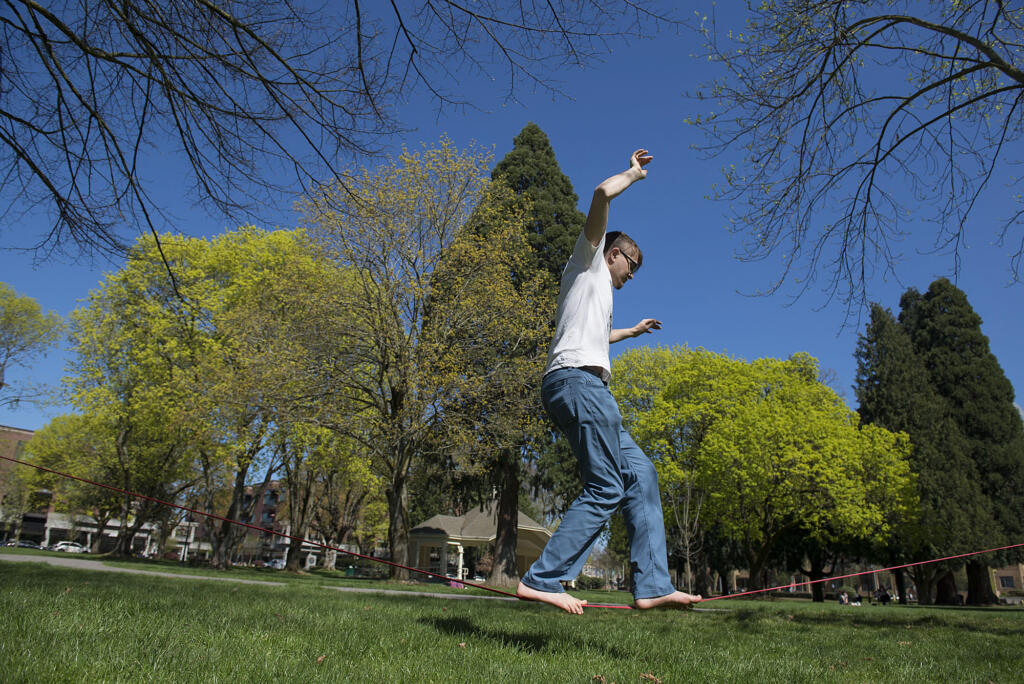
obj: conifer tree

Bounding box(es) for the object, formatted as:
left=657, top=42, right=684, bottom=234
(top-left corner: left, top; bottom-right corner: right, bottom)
left=899, top=279, right=1024, bottom=605
left=491, top=122, right=586, bottom=280
left=467, top=123, right=585, bottom=584
left=855, top=303, right=989, bottom=604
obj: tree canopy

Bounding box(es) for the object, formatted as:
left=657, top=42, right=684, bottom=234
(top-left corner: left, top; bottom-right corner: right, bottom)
left=614, top=345, right=916, bottom=591
left=491, top=122, right=586, bottom=280
left=59, top=226, right=351, bottom=560
left=0, top=282, right=63, bottom=408
left=299, top=138, right=552, bottom=577
left=899, top=278, right=1024, bottom=603
left=691, top=1, right=1024, bottom=310
left=855, top=300, right=990, bottom=604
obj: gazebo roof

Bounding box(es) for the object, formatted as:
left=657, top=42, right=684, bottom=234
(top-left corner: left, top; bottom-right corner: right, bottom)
left=410, top=504, right=550, bottom=543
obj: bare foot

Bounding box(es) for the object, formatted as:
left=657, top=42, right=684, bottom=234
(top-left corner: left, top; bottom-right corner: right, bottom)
left=633, top=590, right=702, bottom=610
left=516, top=581, right=588, bottom=615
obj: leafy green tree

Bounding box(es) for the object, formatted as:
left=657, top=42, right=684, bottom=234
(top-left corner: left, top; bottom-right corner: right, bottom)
left=428, top=189, right=555, bottom=585
left=300, top=139, right=551, bottom=578
left=274, top=423, right=385, bottom=573
left=855, top=301, right=987, bottom=604
left=432, top=123, right=586, bottom=585
left=22, top=413, right=124, bottom=553
left=899, top=278, right=1024, bottom=604
left=690, top=1, right=1024, bottom=309
left=614, top=346, right=916, bottom=592
left=0, top=282, right=62, bottom=409
left=66, top=258, right=202, bottom=556
left=0, top=459, right=41, bottom=544
left=311, top=433, right=385, bottom=570
left=64, top=227, right=350, bottom=564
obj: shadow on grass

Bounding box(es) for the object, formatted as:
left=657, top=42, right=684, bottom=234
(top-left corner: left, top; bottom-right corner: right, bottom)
left=787, top=612, right=1024, bottom=636
left=724, top=606, right=1024, bottom=637
left=419, top=615, right=631, bottom=659
left=421, top=616, right=549, bottom=653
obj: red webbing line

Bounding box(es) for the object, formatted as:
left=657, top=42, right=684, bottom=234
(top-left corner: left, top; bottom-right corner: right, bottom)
left=705, top=540, right=1024, bottom=601
left=0, top=454, right=521, bottom=601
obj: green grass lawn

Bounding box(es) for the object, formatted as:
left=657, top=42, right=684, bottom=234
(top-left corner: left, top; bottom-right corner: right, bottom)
left=2, top=560, right=1022, bottom=683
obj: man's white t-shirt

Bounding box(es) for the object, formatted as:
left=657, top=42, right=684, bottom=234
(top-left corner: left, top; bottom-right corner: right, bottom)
left=544, top=231, right=613, bottom=382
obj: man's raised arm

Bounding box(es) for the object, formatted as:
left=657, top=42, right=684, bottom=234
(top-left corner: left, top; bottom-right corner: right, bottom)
left=583, top=149, right=652, bottom=247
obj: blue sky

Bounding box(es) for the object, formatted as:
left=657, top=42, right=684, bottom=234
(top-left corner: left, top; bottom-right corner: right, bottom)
left=2, top=7, right=1022, bottom=431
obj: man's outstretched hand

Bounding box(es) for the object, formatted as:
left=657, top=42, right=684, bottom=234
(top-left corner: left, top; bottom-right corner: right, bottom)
left=631, top=149, right=653, bottom=178
left=633, top=318, right=662, bottom=336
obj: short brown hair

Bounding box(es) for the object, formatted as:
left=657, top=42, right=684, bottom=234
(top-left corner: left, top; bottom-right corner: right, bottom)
left=604, top=231, right=643, bottom=269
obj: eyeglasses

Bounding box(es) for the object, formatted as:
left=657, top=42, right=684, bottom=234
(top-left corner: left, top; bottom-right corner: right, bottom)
left=619, top=249, right=639, bottom=276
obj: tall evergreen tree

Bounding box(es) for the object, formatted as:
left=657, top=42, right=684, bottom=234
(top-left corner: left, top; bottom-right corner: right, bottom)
left=854, top=302, right=989, bottom=604
left=470, top=123, right=586, bottom=584
left=899, top=279, right=1024, bottom=605
left=491, top=122, right=586, bottom=281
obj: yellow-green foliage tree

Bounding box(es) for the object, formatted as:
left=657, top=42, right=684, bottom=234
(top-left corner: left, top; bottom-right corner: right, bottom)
left=187, top=227, right=366, bottom=568
left=300, top=138, right=552, bottom=577
left=0, top=282, right=62, bottom=409
left=427, top=182, right=554, bottom=586
left=614, top=346, right=917, bottom=591
left=66, top=250, right=204, bottom=556
left=310, top=430, right=386, bottom=569
left=64, top=227, right=356, bottom=564
left=22, top=413, right=122, bottom=552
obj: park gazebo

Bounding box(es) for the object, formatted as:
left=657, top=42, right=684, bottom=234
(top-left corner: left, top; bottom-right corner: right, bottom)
left=409, top=504, right=551, bottom=581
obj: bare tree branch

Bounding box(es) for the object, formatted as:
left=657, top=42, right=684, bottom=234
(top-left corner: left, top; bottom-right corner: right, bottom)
left=0, top=0, right=678, bottom=261
left=690, top=0, right=1024, bottom=317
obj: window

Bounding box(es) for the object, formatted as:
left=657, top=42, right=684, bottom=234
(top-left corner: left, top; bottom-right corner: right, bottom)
left=999, top=576, right=1015, bottom=589
left=428, top=546, right=442, bottom=574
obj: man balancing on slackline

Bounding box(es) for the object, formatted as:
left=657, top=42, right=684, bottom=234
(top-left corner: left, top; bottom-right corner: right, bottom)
left=516, top=148, right=702, bottom=615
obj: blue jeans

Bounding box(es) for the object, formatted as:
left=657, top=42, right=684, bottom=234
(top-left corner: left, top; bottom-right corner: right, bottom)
left=521, top=367, right=675, bottom=600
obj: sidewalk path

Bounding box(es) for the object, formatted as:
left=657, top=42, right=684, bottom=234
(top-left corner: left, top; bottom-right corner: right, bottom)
left=1, top=554, right=727, bottom=610
left=0, top=554, right=511, bottom=600
left=0, top=553, right=284, bottom=587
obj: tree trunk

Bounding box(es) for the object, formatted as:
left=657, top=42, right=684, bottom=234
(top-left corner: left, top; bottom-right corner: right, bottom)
left=211, top=467, right=250, bottom=569
left=386, top=473, right=410, bottom=579
left=894, top=568, right=909, bottom=604
left=113, top=494, right=134, bottom=558
left=912, top=565, right=939, bottom=606
left=694, top=565, right=712, bottom=598
left=965, top=560, right=998, bottom=605
left=744, top=545, right=767, bottom=593
left=802, top=550, right=835, bottom=603
left=89, top=514, right=111, bottom=554
left=935, top=570, right=960, bottom=605
left=284, top=464, right=315, bottom=573
left=286, top=531, right=305, bottom=572
left=490, top=452, right=520, bottom=587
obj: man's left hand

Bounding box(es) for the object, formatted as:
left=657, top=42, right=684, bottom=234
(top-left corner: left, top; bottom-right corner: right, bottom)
left=632, top=318, right=662, bottom=336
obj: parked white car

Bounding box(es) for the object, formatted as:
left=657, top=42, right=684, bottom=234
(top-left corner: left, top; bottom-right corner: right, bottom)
left=50, top=541, right=88, bottom=554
